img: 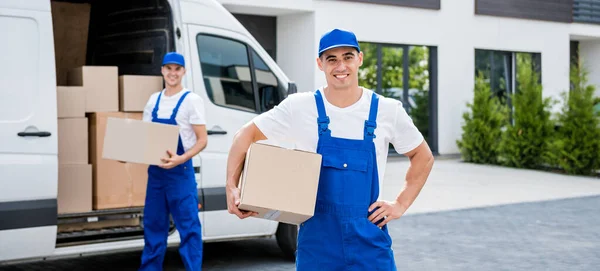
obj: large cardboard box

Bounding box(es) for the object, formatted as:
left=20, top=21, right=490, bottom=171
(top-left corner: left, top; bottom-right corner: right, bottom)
left=51, top=1, right=90, bottom=86
left=58, top=118, right=88, bottom=164
left=58, top=164, right=92, bottom=214
left=238, top=143, right=322, bottom=225
left=119, top=75, right=163, bottom=112
left=102, top=117, right=179, bottom=165
left=89, top=112, right=149, bottom=209
left=57, top=86, right=85, bottom=118
left=67, top=66, right=119, bottom=113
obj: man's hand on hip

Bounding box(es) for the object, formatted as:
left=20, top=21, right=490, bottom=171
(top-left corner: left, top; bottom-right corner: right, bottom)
left=367, top=200, right=407, bottom=227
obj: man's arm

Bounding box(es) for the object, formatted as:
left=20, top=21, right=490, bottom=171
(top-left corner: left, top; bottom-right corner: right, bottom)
left=225, top=122, right=267, bottom=219
left=368, top=141, right=434, bottom=227
left=159, top=124, right=208, bottom=169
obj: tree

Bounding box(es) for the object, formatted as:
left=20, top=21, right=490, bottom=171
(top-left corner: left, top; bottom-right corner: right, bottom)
left=497, top=54, right=555, bottom=169
left=549, top=61, right=600, bottom=175
left=456, top=72, right=509, bottom=164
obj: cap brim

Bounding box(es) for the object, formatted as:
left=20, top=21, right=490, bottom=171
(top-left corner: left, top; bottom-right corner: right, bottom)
left=319, top=44, right=361, bottom=55
left=162, top=61, right=185, bottom=67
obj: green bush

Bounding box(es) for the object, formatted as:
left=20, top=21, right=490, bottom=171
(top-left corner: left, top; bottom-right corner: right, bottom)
left=498, top=54, right=556, bottom=169
left=549, top=62, right=600, bottom=175
left=457, top=72, right=509, bottom=164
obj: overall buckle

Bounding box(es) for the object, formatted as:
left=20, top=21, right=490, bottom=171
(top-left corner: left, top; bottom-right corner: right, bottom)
left=364, top=120, right=377, bottom=138
left=318, top=116, right=330, bottom=135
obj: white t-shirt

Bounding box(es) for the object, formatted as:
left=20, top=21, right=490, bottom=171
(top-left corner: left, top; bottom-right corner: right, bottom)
left=253, top=87, right=424, bottom=183
left=143, top=88, right=206, bottom=152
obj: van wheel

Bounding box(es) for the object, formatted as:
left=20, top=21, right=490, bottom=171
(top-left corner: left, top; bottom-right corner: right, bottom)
left=275, top=222, right=298, bottom=261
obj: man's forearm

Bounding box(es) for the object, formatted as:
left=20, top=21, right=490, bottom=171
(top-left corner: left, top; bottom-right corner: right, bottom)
left=181, top=137, right=207, bottom=162
left=396, top=147, right=434, bottom=211
left=226, top=125, right=257, bottom=189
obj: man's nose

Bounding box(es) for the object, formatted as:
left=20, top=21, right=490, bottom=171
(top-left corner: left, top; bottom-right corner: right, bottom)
left=334, top=62, right=347, bottom=72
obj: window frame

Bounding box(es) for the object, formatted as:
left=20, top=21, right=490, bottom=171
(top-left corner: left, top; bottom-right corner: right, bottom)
left=358, top=41, right=439, bottom=155
left=195, top=33, right=286, bottom=114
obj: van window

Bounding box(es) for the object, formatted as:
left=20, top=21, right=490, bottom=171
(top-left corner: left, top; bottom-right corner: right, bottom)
left=196, top=34, right=286, bottom=113
left=197, top=34, right=256, bottom=112
left=251, top=49, right=287, bottom=113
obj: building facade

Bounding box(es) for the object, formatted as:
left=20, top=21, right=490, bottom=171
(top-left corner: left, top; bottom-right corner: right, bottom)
left=217, top=0, right=600, bottom=155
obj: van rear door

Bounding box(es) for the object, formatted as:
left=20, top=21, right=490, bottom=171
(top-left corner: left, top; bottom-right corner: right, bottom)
left=0, top=0, right=58, bottom=262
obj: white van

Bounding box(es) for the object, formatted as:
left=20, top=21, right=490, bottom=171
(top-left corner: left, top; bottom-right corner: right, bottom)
left=0, top=0, right=298, bottom=264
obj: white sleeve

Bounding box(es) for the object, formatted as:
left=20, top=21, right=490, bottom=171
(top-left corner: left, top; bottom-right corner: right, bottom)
left=390, top=102, right=424, bottom=154
left=187, top=94, right=207, bottom=125
left=142, top=95, right=155, bottom=122
left=252, top=94, right=294, bottom=142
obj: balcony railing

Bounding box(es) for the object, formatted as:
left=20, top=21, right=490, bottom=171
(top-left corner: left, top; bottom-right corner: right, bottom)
left=573, top=0, right=600, bottom=24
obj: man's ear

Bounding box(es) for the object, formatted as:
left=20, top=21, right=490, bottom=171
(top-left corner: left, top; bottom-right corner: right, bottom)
left=358, top=51, right=364, bottom=67
left=317, top=57, right=324, bottom=71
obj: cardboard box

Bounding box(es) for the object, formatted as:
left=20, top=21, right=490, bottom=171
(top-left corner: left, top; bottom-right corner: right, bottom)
left=119, top=75, right=163, bottom=112
left=58, top=164, right=92, bottom=214
left=58, top=118, right=88, bottom=164
left=89, top=112, right=149, bottom=209
left=238, top=143, right=322, bottom=225
left=102, top=117, right=179, bottom=165
left=57, top=86, right=86, bottom=118
left=67, top=66, right=119, bottom=113
left=51, top=1, right=90, bottom=86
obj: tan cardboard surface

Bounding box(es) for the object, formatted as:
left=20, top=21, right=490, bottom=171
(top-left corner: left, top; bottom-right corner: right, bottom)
left=102, top=117, right=179, bottom=165
left=89, top=112, right=148, bottom=209
left=238, top=142, right=322, bottom=225
left=58, top=164, right=92, bottom=214
left=57, top=86, right=85, bottom=118
left=119, top=75, right=163, bottom=112
left=58, top=118, right=88, bottom=164
left=51, top=1, right=90, bottom=86
left=68, top=66, right=119, bottom=112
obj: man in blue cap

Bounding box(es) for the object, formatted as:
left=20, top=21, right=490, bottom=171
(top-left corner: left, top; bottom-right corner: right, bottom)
left=139, top=52, right=208, bottom=271
left=225, top=29, right=434, bottom=270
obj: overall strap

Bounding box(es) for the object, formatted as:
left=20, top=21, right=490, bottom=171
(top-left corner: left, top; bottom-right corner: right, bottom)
left=170, top=91, right=191, bottom=120
left=151, top=91, right=163, bottom=120
left=314, top=90, right=330, bottom=136
left=363, top=92, right=379, bottom=140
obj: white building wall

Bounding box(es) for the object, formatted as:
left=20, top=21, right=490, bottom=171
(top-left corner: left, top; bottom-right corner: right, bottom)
left=277, top=13, right=317, bottom=92
left=579, top=40, right=600, bottom=98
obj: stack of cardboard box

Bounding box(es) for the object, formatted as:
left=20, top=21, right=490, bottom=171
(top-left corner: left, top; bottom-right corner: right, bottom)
left=56, top=65, right=164, bottom=213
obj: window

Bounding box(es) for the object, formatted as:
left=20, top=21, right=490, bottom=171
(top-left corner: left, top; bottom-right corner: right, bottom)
left=475, top=49, right=541, bottom=106
left=196, top=34, right=286, bottom=113
left=358, top=42, right=437, bottom=155
left=251, top=50, right=287, bottom=112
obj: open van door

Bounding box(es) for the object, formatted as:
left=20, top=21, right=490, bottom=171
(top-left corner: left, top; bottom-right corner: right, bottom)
left=0, top=1, right=58, bottom=262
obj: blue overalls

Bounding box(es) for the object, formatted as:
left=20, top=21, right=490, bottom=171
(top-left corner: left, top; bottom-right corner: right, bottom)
left=139, top=91, right=203, bottom=271
left=296, top=90, right=397, bottom=271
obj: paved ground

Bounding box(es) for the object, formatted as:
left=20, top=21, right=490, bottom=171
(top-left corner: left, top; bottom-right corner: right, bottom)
left=2, top=159, right=599, bottom=270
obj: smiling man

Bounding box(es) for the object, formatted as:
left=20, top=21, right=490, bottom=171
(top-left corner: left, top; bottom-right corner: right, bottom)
left=225, top=29, right=434, bottom=270
left=139, top=52, right=208, bottom=271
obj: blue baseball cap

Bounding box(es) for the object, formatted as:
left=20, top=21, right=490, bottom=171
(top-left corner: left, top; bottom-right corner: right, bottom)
left=318, top=28, right=361, bottom=57
left=162, top=52, right=185, bottom=67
